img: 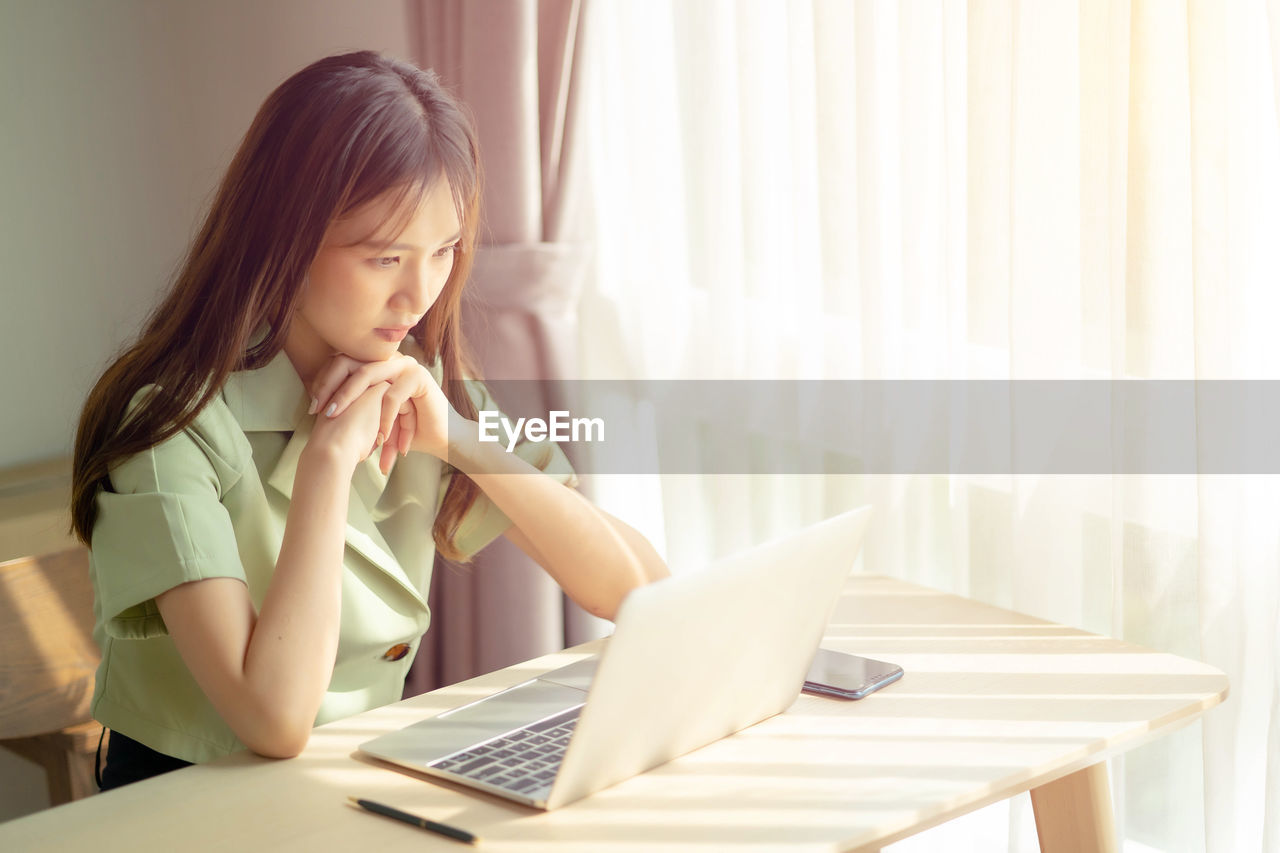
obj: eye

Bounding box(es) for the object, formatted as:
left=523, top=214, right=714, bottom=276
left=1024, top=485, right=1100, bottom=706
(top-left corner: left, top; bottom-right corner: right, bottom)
left=434, top=241, right=462, bottom=259
left=371, top=256, right=400, bottom=269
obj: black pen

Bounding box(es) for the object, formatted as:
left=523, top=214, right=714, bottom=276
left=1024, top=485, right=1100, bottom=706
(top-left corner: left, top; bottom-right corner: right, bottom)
left=347, top=796, right=480, bottom=845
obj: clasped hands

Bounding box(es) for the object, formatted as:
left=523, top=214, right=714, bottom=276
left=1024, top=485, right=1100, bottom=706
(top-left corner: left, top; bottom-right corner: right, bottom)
left=305, top=353, right=462, bottom=474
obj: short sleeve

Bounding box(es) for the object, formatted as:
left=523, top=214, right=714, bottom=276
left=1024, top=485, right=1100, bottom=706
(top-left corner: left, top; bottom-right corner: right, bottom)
left=90, top=397, right=248, bottom=640
left=440, top=378, right=579, bottom=561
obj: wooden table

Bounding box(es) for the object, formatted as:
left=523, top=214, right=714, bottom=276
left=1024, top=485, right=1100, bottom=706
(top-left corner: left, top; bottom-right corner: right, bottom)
left=0, top=575, right=1228, bottom=852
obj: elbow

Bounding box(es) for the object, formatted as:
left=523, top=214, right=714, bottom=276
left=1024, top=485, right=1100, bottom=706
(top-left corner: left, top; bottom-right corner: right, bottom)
left=644, top=557, right=671, bottom=585
left=239, top=710, right=313, bottom=759
left=250, top=735, right=309, bottom=760
left=600, top=560, right=669, bottom=622
left=581, top=581, right=630, bottom=622
left=602, top=513, right=669, bottom=587
left=631, top=547, right=669, bottom=589
left=245, top=730, right=310, bottom=760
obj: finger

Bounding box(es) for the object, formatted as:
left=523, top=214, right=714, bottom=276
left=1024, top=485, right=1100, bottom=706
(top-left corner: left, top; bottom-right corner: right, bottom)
left=380, top=420, right=401, bottom=474
left=376, top=369, right=426, bottom=436
left=320, top=359, right=405, bottom=419
left=321, top=353, right=418, bottom=418
left=366, top=391, right=390, bottom=457
left=396, top=405, right=416, bottom=456
left=378, top=377, right=410, bottom=442
left=307, top=354, right=362, bottom=416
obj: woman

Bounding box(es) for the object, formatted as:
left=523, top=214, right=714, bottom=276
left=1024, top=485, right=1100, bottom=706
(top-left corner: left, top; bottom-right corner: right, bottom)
left=70, top=50, right=668, bottom=789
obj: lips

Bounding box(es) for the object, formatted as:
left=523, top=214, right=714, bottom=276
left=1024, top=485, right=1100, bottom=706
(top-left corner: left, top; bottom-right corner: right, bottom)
left=374, top=326, right=413, bottom=343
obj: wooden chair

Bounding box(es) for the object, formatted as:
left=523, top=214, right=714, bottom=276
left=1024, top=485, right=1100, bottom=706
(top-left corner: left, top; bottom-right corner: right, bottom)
left=0, top=546, right=104, bottom=805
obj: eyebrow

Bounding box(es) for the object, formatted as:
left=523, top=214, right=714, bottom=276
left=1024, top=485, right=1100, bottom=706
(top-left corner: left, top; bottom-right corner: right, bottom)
left=355, top=231, right=462, bottom=252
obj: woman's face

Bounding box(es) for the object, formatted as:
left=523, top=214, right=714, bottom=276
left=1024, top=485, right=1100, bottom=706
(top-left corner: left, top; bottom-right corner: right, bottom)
left=286, top=178, right=462, bottom=380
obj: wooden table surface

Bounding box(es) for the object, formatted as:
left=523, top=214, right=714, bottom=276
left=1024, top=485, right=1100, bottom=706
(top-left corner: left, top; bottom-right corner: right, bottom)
left=0, top=574, right=1229, bottom=852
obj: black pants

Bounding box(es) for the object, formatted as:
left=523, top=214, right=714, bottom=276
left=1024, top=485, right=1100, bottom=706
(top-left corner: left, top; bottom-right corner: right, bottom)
left=97, top=729, right=193, bottom=791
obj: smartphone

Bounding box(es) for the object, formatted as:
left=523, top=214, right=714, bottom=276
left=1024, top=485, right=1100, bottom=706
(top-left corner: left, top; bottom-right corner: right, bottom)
left=803, top=648, right=904, bottom=700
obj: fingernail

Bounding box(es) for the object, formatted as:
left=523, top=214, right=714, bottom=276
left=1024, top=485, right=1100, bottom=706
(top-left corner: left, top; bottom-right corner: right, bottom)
left=308, top=397, right=319, bottom=415
left=325, top=402, right=337, bottom=418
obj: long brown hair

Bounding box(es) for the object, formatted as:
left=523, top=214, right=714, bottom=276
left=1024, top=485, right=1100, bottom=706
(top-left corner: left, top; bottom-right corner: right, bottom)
left=72, top=51, right=484, bottom=561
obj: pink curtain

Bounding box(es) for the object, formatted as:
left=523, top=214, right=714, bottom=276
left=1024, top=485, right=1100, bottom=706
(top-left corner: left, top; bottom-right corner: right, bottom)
left=404, top=0, right=596, bottom=695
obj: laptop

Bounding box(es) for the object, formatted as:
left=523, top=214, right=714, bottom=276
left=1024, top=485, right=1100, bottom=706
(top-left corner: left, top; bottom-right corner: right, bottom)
left=358, top=506, right=872, bottom=810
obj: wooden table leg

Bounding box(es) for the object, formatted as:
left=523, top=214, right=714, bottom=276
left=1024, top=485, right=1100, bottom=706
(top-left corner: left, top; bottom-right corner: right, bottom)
left=1030, top=762, right=1118, bottom=853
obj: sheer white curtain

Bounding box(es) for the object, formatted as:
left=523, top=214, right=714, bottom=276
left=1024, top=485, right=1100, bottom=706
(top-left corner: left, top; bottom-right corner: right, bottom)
left=578, top=1, right=1280, bottom=851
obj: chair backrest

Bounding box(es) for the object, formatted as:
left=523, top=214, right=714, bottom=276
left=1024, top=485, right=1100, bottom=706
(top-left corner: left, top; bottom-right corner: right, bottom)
left=0, top=547, right=98, bottom=739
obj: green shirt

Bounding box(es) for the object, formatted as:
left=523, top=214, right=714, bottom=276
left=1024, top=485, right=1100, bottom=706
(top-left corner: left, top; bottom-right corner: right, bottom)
left=88, top=346, right=576, bottom=763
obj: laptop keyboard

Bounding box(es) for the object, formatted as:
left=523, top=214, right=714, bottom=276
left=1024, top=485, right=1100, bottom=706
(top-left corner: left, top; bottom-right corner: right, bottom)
left=429, top=705, right=583, bottom=798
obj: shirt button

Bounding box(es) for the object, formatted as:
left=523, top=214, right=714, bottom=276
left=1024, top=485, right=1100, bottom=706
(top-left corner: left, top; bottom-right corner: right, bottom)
left=382, top=643, right=411, bottom=662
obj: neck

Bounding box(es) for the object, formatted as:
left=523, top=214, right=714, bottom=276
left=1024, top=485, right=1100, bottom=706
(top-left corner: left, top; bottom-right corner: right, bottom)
left=281, top=321, right=331, bottom=387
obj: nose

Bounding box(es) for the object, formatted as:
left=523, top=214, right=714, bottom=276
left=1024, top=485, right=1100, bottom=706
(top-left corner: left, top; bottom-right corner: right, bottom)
left=392, top=264, right=443, bottom=315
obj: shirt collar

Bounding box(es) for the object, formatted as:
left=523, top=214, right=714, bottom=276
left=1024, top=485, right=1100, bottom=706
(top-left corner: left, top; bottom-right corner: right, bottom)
left=222, top=347, right=309, bottom=432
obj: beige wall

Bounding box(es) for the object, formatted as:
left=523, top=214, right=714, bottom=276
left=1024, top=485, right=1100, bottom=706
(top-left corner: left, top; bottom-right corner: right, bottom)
left=0, top=0, right=410, bottom=821
left=0, top=0, right=413, bottom=469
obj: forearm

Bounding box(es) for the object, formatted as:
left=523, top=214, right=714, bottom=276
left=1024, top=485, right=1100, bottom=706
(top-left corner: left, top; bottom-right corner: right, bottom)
left=449, top=434, right=669, bottom=620
left=240, top=446, right=349, bottom=753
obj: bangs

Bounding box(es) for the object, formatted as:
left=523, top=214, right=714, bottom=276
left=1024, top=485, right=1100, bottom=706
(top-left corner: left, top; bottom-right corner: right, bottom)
left=333, top=93, right=477, bottom=251
left=337, top=179, right=430, bottom=252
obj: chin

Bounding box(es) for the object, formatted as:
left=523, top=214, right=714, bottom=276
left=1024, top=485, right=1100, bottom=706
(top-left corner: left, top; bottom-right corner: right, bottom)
left=341, top=343, right=397, bottom=363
